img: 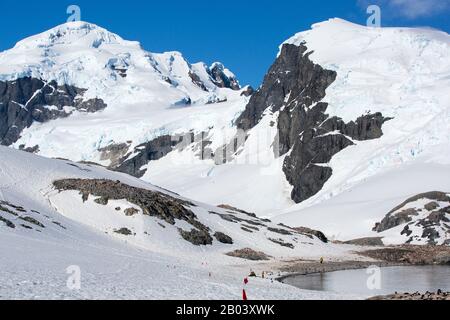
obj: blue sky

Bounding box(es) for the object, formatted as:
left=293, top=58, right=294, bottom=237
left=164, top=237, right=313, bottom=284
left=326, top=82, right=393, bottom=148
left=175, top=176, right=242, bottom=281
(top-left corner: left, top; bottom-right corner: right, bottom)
left=1, top=0, right=449, bottom=87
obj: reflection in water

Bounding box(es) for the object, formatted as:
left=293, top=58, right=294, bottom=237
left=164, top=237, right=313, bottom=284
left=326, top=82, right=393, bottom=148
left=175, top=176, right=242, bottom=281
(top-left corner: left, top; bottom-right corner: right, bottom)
left=283, top=266, right=450, bottom=298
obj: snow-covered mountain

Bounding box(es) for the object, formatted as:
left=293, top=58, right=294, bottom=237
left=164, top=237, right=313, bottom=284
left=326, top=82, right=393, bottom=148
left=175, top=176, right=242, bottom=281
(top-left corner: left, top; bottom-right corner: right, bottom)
left=146, top=19, right=450, bottom=244
left=0, top=21, right=247, bottom=158
left=1, top=18, right=449, bottom=246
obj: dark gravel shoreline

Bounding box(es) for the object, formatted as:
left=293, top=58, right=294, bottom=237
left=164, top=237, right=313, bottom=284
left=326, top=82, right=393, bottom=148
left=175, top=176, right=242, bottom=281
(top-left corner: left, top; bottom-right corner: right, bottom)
left=277, top=260, right=403, bottom=282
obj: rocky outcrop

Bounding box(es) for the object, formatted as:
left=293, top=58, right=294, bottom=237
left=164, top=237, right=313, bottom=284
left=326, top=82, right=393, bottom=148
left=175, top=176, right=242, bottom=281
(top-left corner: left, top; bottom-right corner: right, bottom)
left=374, top=192, right=450, bottom=245
left=361, top=245, right=450, bottom=265
left=53, top=178, right=219, bottom=246
left=369, top=291, right=450, bottom=301
left=114, top=136, right=179, bottom=177
left=226, top=248, right=271, bottom=261
left=268, top=238, right=295, bottom=249
left=0, top=77, right=107, bottom=145
left=179, top=228, right=213, bottom=246
left=114, top=227, right=133, bottom=236
left=54, top=179, right=198, bottom=225
left=343, top=237, right=385, bottom=246
left=208, top=63, right=240, bottom=90
left=293, top=226, right=328, bottom=243
left=236, top=43, right=391, bottom=203
left=0, top=215, right=15, bottom=228
left=99, top=143, right=130, bottom=168
left=188, top=62, right=240, bottom=92
left=0, top=200, right=53, bottom=230
left=214, top=232, right=233, bottom=244
left=240, top=86, right=254, bottom=97
left=217, top=204, right=258, bottom=218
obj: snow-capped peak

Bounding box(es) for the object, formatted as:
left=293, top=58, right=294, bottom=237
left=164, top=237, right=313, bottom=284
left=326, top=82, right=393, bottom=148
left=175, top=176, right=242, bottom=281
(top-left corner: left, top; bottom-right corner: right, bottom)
left=0, top=21, right=248, bottom=168
left=13, top=21, right=137, bottom=50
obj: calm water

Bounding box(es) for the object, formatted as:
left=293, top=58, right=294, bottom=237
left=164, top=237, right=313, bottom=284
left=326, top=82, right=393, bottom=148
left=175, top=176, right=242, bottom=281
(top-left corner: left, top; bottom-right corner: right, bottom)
left=283, top=266, right=450, bottom=297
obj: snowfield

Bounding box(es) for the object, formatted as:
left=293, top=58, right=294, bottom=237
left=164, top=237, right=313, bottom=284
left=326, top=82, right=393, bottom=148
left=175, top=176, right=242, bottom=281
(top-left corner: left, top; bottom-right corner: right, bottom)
left=0, top=146, right=359, bottom=300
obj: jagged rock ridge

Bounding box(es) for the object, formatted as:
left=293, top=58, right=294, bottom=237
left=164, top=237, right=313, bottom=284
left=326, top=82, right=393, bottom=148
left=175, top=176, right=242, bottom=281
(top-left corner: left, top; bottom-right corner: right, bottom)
left=237, top=43, right=391, bottom=203
left=0, top=77, right=106, bottom=145
left=374, top=191, right=450, bottom=245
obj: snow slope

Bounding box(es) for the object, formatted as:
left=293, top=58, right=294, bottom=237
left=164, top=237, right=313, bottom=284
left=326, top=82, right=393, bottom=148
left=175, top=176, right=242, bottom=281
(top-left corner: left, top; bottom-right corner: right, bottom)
left=0, top=146, right=359, bottom=299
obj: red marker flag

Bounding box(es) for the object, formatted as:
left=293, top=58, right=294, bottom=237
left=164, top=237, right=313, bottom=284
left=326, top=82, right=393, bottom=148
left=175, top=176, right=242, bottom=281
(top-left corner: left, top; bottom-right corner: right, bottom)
left=242, top=277, right=249, bottom=300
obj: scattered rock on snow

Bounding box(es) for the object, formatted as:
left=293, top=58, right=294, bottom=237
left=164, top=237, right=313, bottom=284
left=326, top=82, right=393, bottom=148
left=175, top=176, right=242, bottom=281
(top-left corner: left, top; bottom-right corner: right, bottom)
left=124, top=207, right=139, bottom=216
left=214, top=232, right=233, bottom=244
left=114, top=227, right=134, bottom=236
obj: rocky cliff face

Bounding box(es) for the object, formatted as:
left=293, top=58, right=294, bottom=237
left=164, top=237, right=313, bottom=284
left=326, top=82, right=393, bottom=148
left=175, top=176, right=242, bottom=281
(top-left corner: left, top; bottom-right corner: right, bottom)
left=114, top=135, right=178, bottom=178
left=0, top=77, right=106, bottom=146
left=237, top=43, right=391, bottom=203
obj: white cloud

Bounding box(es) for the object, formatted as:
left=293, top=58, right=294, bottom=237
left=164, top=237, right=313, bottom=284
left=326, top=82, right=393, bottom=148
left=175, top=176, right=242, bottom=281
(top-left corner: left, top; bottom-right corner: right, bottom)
left=358, top=0, right=450, bottom=19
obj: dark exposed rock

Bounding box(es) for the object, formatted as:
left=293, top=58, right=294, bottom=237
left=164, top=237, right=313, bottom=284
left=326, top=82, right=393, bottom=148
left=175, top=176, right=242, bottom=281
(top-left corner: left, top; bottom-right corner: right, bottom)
left=374, top=208, right=418, bottom=232
left=94, top=196, right=109, bottom=205
left=241, top=227, right=253, bottom=233
left=374, top=191, right=450, bottom=245
left=217, top=204, right=257, bottom=218
left=114, top=135, right=179, bottom=177
left=208, top=63, right=240, bottom=90
left=236, top=44, right=336, bottom=131
left=179, top=228, right=213, bottom=246
left=189, top=71, right=208, bottom=91
left=240, top=86, right=254, bottom=97
left=52, top=221, right=66, bottom=229
left=268, top=238, right=295, bottom=249
left=424, top=202, right=439, bottom=211
left=343, top=237, right=384, bottom=246
left=188, top=63, right=240, bottom=91
left=0, top=215, right=16, bottom=228
left=0, top=77, right=107, bottom=145
left=124, top=207, right=139, bottom=216
left=401, top=225, right=413, bottom=237
left=213, top=232, right=233, bottom=244
left=388, top=192, right=450, bottom=215
left=360, top=245, right=450, bottom=265
left=0, top=203, right=19, bottom=216
left=99, top=143, right=130, bottom=168
left=19, top=216, right=45, bottom=228
left=226, top=248, right=271, bottom=261
left=114, top=227, right=133, bottom=236
left=267, top=227, right=292, bottom=235
left=242, top=224, right=259, bottom=231
left=369, top=291, right=450, bottom=300
left=235, top=44, right=390, bottom=203
left=19, top=144, right=40, bottom=153
left=293, top=226, right=328, bottom=243
left=283, top=111, right=390, bottom=203
left=209, top=211, right=239, bottom=223
left=209, top=210, right=266, bottom=227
